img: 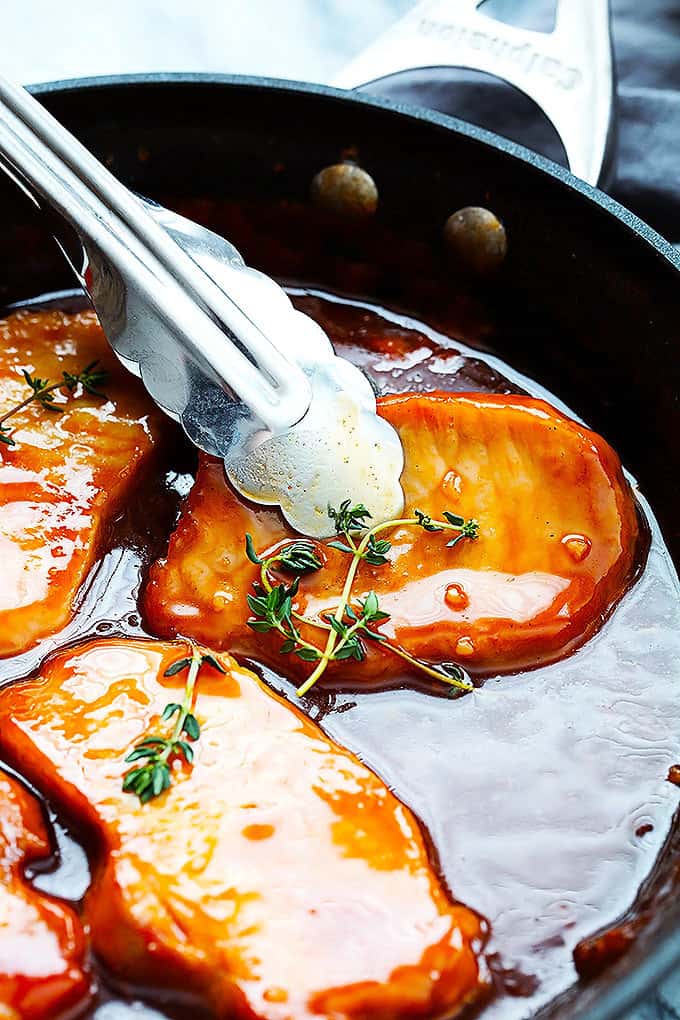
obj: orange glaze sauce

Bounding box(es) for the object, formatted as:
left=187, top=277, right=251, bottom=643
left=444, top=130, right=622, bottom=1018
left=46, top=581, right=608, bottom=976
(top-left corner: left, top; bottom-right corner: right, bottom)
left=0, top=289, right=676, bottom=1020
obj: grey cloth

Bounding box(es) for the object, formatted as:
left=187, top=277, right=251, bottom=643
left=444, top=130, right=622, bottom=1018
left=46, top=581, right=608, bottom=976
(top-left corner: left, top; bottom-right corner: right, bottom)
left=611, top=0, right=680, bottom=241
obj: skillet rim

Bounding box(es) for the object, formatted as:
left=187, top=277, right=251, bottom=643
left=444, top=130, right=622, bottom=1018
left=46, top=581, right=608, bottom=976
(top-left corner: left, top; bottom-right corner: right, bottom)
left=26, top=71, right=680, bottom=278
left=15, top=70, right=680, bottom=1020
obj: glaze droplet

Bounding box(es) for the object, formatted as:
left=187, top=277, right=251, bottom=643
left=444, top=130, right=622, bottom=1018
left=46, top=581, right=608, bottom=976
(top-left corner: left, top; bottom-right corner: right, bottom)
left=263, top=988, right=289, bottom=1004
left=562, top=533, right=592, bottom=562
left=212, top=589, right=233, bottom=611
left=455, top=636, right=475, bottom=657
left=445, top=583, right=469, bottom=611
left=242, top=824, right=275, bottom=841
left=442, top=469, right=463, bottom=500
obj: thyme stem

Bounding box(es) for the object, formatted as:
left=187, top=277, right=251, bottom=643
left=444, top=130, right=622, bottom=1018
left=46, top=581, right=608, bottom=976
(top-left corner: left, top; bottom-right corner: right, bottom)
left=0, top=383, right=60, bottom=425
left=296, top=515, right=472, bottom=697
left=164, top=643, right=201, bottom=755
left=122, top=642, right=226, bottom=804
left=296, top=529, right=370, bottom=695
left=0, top=362, right=108, bottom=446
left=244, top=505, right=479, bottom=699
left=378, top=642, right=472, bottom=692
left=259, top=560, right=331, bottom=633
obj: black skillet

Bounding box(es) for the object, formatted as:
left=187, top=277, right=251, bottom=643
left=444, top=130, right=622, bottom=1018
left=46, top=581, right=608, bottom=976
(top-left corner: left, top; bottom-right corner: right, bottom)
left=0, top=73, right=678, bottom=1020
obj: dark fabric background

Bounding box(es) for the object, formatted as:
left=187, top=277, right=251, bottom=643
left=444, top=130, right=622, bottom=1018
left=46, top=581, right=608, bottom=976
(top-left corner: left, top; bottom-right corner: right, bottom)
left=611, top=0, right=680, bottom=242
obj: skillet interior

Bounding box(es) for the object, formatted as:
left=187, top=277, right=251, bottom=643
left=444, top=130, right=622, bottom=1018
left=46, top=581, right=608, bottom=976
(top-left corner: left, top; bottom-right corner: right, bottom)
left=0, top=74, right=678, bottom=1020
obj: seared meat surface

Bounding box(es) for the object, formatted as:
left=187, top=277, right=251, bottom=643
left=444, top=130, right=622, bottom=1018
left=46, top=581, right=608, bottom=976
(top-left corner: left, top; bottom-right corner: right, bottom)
left=0, top=770, right=90, bottom=1019
left=0, top=638, right=488, bottom=1019
left=0, top=309, right=161, bottom=656
left=146, top=392, right=638, bottom=682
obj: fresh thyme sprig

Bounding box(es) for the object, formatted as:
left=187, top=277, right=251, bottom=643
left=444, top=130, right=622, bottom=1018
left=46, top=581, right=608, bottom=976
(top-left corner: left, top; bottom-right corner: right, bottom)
left=122, top=643, right=226, bottom=804
left=245, top=574, right=323, bottom=663
left=0, top=361, right=108, bottom=446
left=414, top=508, right=480, bottom=547
left=244, top=501, right=480, bottom=698
left=328, top=500, right=372, bottom=536
left=246, top=535, right=322, bottom=575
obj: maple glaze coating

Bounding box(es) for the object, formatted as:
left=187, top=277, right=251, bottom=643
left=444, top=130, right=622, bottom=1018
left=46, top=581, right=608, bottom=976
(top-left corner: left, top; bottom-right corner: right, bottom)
left=0, top=638, right=487, bottom=1019
left=0, top=770, right=90, bottom=1019
left=145, top=392, right=639, bottom=682
left=0, top=310, right=161, bottom=656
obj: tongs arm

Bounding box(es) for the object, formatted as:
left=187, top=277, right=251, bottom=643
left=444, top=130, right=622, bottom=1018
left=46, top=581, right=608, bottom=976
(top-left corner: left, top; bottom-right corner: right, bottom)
left=0, top=74, right=311, bottom=433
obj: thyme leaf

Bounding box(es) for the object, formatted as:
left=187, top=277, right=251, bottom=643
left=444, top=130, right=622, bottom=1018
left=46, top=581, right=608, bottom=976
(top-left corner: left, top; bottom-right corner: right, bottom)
left=362, top=535, right=391, bottom=566
left=245, top=533, right=262, bottom=565
left=327, top=540, right=355, bottom=555
left=245, top=536, right=322, bottom=576
left=276, top=541, right=323, bottom=574
left=414, top=509, right=442, bottom=533
left=327, top=499, right=372, bottom=535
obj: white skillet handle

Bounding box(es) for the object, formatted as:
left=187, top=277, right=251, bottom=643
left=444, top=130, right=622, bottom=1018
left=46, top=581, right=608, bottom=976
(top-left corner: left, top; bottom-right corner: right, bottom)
left=334, top=0, right=615, bottom=188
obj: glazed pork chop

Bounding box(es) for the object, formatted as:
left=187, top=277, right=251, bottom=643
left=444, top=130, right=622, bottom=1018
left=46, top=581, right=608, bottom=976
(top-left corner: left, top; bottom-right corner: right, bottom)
left=0, top=638, right=488, bottom=1019
left=0, top=770, right=90, bottom=1019
left=145, top=392, right=639, bottom=686
left=0, top=309, right=161, bottom=656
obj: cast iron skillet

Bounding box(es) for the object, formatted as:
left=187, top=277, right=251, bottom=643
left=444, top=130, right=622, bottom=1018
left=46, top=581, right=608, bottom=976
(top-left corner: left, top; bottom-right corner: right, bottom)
left=0, top=73, right=678, bottom=1020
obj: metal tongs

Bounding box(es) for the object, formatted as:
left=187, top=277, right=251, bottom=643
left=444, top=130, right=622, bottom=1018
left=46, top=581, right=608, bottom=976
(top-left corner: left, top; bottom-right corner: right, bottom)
left=0, top=75, right=404, bottom=537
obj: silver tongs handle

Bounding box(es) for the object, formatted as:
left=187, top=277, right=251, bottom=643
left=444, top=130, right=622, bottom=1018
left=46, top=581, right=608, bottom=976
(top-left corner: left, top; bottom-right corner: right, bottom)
left=0, top=74, right=311, bottom=433
left=335, top=0, right=615, bottom=188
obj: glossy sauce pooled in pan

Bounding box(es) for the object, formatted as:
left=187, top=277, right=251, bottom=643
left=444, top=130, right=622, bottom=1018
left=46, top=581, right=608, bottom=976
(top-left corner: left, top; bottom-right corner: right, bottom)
left=0, top=268, right=677, bottom=1017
